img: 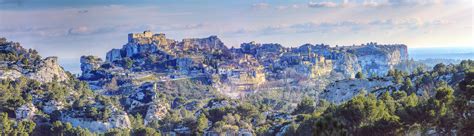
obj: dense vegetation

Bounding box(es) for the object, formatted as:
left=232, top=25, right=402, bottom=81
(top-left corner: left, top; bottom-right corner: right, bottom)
left=290, top=60, right=474, bottom=135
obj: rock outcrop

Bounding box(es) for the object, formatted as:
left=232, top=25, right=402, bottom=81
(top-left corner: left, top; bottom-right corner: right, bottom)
left=320, top=78, right=395, bottom=104
left=42, top=100, right=64, bottom=114
left=27, top=57, right=68, bottom=82
left=0, top=38, right=69, bottom=83
left=348, top=43, right=408, bottom=76
left=15, top=103, right=37, bottom=120
left=62, top=111, right=131, bottom=132
left=80, top=55, right=106, bottom=80
left=144, top=103, right=169, bottom=125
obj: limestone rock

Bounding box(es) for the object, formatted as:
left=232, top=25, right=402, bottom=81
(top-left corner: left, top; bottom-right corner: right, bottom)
left=106, top=49, right=122, bottom=62
left=144, top=103, right=169, bottom=125
left=62, top=111, right=131, bottom=132
left=0, top=69, right=22, bottom=80
left=320, top=78, right=395, bottom=104
left=80, top=56, right=103, bottom=73
left=42, top=100, right=64, bottom=114
left=80, top=55, right=104, bottom=79
left=27, top=57, right=68, bottom=82
left=205, top=99, right=231, bottom=109
left=15, top=103, right=37, bottom=120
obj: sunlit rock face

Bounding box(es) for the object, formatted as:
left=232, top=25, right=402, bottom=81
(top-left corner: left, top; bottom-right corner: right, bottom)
left=287, top=43, right=408, bottom=79
left=349, top=43, right=408, bottom=77
left=106, top=49, right=122, bottom=62
left=0, top=38, right=69, bottom=83
left=62, top=111, right=131, bottom=132
left=27, top=57, right=69, bottom=82
left=80, top=56, right=103, bottom=74
left=320, top=78, right=396, bottom=104
left=15, top=103, right=37, bottom=120
left=42, top=100, right=64, bottom=114
left=144, top=103, right=169, bottom=125
left=179, top=35, right=228, bottom=52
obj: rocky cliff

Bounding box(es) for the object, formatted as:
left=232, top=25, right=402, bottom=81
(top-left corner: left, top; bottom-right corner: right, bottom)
left=80, top=31, right=409, bottom=97
left=0, top=38, right=69, bottom=82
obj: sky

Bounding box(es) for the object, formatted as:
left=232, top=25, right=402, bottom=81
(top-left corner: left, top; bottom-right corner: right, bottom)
left=0, top=0, right=473, bottom=73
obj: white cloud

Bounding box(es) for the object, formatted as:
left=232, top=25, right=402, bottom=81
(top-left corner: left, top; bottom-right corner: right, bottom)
left=229, top=18, right=452, bottom=36
left=252, top=3, right=270, bottom=9
left=308, top=1, right=339, bottom=8
left=362, top=0, right=383, bottom=7
left=388, top=0, right=443, bottom=6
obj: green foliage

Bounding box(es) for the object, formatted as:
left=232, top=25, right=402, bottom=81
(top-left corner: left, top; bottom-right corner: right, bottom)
left=124, top=57, right=134, bottom=69
left=433, top=63, right=447, bottom=74
left=1, top=112, right=13, bottom=135
left=355, top=71, right=364, bottom=79
left=402, top=77, right=414, bottom=93
left=49, top=121, right=94, bottom=136
left=105, top=128, right=131, bottom=136
left=129, top=114, right=144, bottom=129
left=236, top=103, right=258, bottom=119
left=292, top=96, right=315, bottom=115
left=0, top=112, right=41, bottom=136
left=132, top=127, right=160, bottom=136
left=196, top=114, right=209, bottom=134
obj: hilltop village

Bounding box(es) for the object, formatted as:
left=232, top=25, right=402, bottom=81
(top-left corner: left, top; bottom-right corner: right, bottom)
left=81, top=31, right=410, bottom=96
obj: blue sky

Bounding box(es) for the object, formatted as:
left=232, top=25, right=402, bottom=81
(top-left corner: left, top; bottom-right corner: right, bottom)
left=0, top=0, right=472, bottom=63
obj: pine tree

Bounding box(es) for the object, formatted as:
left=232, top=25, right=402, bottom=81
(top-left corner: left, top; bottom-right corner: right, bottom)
left=355, top=71, right=364, bottom=79
left=0, top=112, right=12, bottom=135
left=196, top=114, right=209, bottom=134
left=292, top=96, right=315, bottom=115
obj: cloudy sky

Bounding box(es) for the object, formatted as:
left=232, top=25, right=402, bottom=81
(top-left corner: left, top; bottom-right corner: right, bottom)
left=0, top=0, right=473, bottom=68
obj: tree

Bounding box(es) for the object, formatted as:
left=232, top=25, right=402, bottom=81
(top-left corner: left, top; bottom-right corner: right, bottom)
left=102, top=108, right=112, bottom=121
left=402, top=77, right=414, bottom=94
left=404, top=93, right=419, bottom=108
left=380, top=92, right=396, bottom=113
left=50, top=110, right=62, bottom=122
left=21, top=57, right=29, bottom=65
left=124, top=57, right=134, bottom=69
left=355, top=71, right=364, bottom=79
left=87, top=107, right=99, bottom=119
left=392, top=91, right=407, bottom=101
left=105, top=128, right=131, bottom=136
left=1, top=112, right=12, bottom=135
left=196, top=114, right=209, bottom=134
left=51, top=121, right=64, bottom=136
left=17, top=120, right=36, bottom=135
left=130, top=114, right=144, bottom=129
left=236, top=103, right=258, bottom=119
left=132, top=127, right=160, bottom=136
left=292, top=96, right=315, bottom=115
left=457, top=68, right=474, bottom=135
left=433, top=63, right=447, bottom=74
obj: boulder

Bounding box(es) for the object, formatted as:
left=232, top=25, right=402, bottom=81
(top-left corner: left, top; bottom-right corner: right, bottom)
left=144, top=103, right=169, bottom=125
left=42, top=100, right=64, bottom=114
left=15, top=103, right=37, bottom=120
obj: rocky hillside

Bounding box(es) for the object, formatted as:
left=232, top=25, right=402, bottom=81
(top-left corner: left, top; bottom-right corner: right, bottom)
left=0, top=35, right=472, bottom=136
left=0, top=38, right=131, bottom=133
left=0, top=38, right=69, bottom=82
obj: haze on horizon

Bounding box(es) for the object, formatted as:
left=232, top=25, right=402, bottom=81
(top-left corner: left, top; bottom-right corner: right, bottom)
left=0, top=0, right=472, bottom=63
